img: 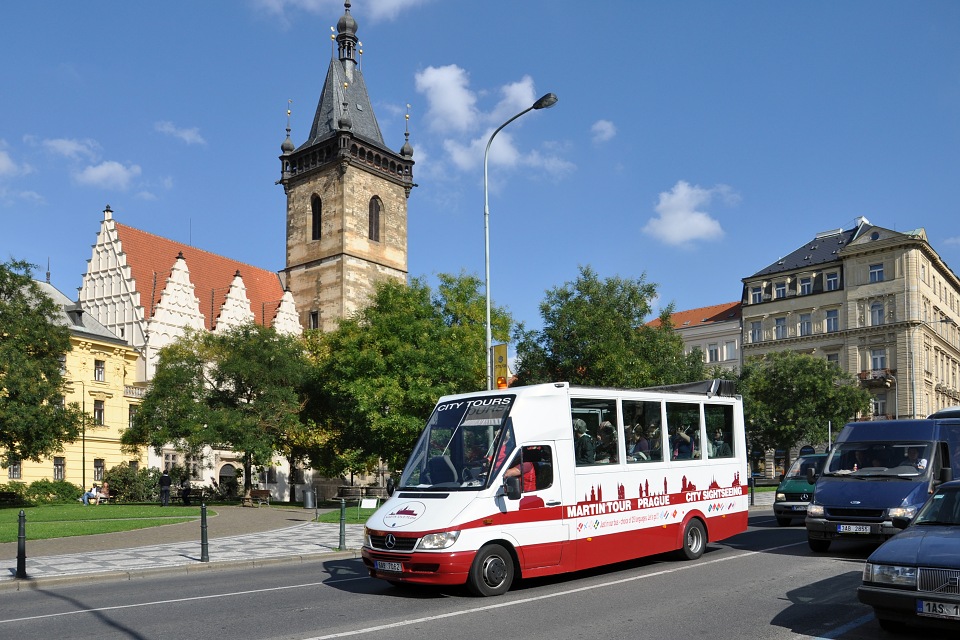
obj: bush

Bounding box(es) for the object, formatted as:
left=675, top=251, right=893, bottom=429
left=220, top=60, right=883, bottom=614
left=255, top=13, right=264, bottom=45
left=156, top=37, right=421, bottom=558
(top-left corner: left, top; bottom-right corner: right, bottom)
left=0, top=481, right=28, bottom=503
left=24, top=479, right=82, bottom=504
left=104, top=465, right=162, bottom=503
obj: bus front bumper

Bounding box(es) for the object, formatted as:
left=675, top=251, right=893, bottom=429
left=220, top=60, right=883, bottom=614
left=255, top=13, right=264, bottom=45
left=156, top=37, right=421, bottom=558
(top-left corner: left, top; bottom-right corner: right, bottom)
left=361, top=547, right=475, bottom=586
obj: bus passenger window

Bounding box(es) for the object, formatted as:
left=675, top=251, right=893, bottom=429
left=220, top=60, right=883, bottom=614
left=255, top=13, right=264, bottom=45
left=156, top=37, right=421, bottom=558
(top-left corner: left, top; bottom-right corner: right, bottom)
left=624, top=400, right=662, bottom=463
left=571, top=398, right=618, bottom=466
left=705, top=404, right=734, bottom=459
left=666, top=402, right=701, bottom=461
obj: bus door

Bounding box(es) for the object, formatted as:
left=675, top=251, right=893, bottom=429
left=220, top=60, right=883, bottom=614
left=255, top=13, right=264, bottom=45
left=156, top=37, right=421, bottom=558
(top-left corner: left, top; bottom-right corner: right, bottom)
left=502, top=443, right=566, bottom=569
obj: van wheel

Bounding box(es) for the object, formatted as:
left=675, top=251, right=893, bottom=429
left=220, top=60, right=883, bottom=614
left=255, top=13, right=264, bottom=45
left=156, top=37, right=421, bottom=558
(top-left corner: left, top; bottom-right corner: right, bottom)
left=677, top=519, right=706, bottom=560
left=467, top=544, right=514, bottom=596
left=808, top=537, right=831, bottom=552
left=776, top=516, right=792, bottom=527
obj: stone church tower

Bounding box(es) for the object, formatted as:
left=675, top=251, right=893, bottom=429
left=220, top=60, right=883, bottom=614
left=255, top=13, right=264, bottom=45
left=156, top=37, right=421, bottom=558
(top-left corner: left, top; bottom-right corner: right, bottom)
left=278, top=1, right=415, bottom=332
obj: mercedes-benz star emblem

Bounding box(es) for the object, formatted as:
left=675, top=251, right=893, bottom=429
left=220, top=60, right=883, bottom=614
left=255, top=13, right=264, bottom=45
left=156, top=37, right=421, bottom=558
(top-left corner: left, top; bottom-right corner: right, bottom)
left=385, top=534, right=396, bottom=549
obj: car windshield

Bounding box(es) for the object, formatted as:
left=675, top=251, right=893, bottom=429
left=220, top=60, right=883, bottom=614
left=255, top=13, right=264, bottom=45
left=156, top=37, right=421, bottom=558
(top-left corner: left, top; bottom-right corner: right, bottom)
left=823, top=441, right=933, bottom=478
left=913, top=486, right=960, bottom=525
left=397, top=395, right=516, bottom=491
left=784, top=455, right=824, bottom=480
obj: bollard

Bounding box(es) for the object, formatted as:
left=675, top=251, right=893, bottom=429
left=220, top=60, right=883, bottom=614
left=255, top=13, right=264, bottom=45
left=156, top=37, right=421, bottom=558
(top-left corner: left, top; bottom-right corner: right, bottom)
left=748, top=476, right=755, bottom=506
left=338, top=498, right=346, bottom=551
left=16, top=509, right=27, bottom=579
left=200, top=503, right=209, bottom=562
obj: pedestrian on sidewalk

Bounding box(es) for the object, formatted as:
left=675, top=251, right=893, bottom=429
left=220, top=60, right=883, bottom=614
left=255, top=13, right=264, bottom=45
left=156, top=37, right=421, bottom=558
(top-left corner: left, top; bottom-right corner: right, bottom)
left=159, top=470, right=172, bottom=506
left=180, top=477, right=192, bottom=506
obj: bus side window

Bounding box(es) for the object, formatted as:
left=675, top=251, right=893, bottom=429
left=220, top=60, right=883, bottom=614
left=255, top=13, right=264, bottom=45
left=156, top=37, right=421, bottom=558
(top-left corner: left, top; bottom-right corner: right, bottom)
left=508, top=446, right=553, bottom=492
left=705, top=404, right=734, bottom=459
left=624, top=400, right=662, bottom=463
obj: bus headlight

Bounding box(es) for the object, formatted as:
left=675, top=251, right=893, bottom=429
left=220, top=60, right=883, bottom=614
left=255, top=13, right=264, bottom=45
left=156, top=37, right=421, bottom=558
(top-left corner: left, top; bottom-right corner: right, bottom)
left=863, top=562, right=917, bottom=588
left=806, top=504, right=824, bottom=517
left=417, top=531, right=460, bottom=550
left=887, top=506, right=917, bottom=520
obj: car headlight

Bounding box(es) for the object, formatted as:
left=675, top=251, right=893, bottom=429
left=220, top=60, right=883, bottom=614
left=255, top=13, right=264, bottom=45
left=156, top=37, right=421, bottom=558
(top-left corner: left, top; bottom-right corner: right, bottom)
left=807, top=504, right=824, bottom=517
left=887, top=506, right=917, bottom=520
left=776, top=492, right=786, bottom=502
left=417, top=531, right=460, bottom=550
left=863, top=562, right=917, bottom=588
left=363, top=527, right=373, bottom=546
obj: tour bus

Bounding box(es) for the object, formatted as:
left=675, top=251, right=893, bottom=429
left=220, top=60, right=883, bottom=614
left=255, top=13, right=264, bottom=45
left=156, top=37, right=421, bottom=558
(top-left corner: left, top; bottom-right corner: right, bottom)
left=361, top=380, right=749, bottom=596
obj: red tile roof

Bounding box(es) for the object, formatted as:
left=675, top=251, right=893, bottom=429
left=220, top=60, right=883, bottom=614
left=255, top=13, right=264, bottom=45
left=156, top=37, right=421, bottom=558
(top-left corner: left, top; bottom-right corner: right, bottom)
left=115, top=223, right=285, bottom=330
left=647, top=301, right=742, bottom=329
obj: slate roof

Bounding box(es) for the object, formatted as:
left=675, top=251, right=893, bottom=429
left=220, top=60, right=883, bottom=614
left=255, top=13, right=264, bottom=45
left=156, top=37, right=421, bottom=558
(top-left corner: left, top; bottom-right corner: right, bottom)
left=747, top=221, right=873, bottom=279
left=647, top=301, right=742, bottom=329
left=114, top=223, right=286, bottom=331
left=35, top=280, right=127, bottom=346
left=299, top=58, right=388, bottom=153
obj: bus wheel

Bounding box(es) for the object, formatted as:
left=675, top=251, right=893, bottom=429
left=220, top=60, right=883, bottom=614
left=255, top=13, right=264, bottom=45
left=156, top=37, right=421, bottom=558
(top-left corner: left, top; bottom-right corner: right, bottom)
left=677, top=519, right=706, bottom=560
left=467, top=544, right=514, bottom=596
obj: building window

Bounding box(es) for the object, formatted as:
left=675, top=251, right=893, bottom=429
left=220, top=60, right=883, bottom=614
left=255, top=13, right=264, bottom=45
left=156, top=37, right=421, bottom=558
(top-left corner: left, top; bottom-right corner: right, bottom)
left=163, top=452, right=179, bottom=472
left=290, top=467, right=304, bottom=484
left=871, top=348, right=887, bottom=370
left=873, top=393, right=887, bottom=418
left=308, top=311, right=319, bottom=330
left=94, top=359, right=105, bottom=382
left=93, top=399, right=105, bottom=425
left=94, top=458, right=105, bottom=481
left=707, top=344, right=719, bottom=363
left=750, top=287, right=762, bottom=304
left=368, top=197, right=382, bottom=242
left=826, top=309, right=839, bottom=333
left=311, top=195, right=321, bottom=241
left=7, top=457, right=21, bottom=480
left=259, top=466, right=278, bottom=484
left=870, top=301, right=885, bottom=326
left=724, top=341, right=736, bottom=361
left=826, top=272, right=839, bottom=291
left=826, top=352, right=840, bottom=366
left=869, top=263, right=884, bottom=283
left=799, top=313, right=812, bottom=336
left=54, top=457, right=65, bottom=481
left=129, top=460, right=139, bottom=473
left=775, top=282, right=786, bottom=299
left=128, top=405, right=137, bottom=429
left=750, top=321, right=762, bottom=343
left=775, top=317, right=787, bottom=339
left=799, top=277, right=812, bottom=295
left=186, top=456, right=202, bottom=479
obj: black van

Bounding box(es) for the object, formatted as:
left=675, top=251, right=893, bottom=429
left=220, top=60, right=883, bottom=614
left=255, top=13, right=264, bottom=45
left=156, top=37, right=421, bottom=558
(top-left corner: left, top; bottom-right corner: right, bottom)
left=804, top=410, right=960, bottom=552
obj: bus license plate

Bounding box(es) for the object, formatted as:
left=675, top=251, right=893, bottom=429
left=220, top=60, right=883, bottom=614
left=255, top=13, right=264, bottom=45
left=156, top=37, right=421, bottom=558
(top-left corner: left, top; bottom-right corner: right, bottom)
left=838, top=524, right=870, bottom=534
left=375, top=560, right=402, bottom=573
left=918, top=600, right=960, bottom=619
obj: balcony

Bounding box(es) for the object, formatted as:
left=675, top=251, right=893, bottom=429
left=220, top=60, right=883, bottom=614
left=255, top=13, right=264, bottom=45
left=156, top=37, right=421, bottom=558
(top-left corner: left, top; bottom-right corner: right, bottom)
left=858, top=369, right=896, bottom=389
left=124, top=385, right=148, bottom=399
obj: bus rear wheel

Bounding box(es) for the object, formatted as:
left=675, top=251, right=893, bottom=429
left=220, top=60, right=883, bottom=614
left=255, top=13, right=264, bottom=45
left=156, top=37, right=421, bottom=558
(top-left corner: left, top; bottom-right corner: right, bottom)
left=677, top=519, right=706, bottom=560
left=467, top=543, right=514, bottom=596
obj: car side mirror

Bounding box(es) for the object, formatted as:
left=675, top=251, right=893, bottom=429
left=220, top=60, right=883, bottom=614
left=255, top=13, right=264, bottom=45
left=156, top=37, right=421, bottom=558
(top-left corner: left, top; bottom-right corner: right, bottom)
left=891, top=516, right=911, bottom=530
left=504, top=475, right=521, bottom=501
left=806, top=467, right=817, bottom=484
left=386, top=477, right=395, bottom=496
left=778, top=474, right=785, bottom=483
left=939, top=467, right=953, bottom=484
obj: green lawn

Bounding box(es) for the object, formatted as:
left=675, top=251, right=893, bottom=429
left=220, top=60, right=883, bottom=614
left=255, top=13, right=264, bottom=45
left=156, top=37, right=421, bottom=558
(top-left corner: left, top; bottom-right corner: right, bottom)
left=315, top=506, right=378, bottom=525
left=0, top=504, right=211, bottom=543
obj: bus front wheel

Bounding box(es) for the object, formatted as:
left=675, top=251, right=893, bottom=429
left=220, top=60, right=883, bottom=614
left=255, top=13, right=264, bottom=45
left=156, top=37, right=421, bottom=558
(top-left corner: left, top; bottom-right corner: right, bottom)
left=677, top=519, right=706, bottom=560
left=467, top=543, right=515, bottom=596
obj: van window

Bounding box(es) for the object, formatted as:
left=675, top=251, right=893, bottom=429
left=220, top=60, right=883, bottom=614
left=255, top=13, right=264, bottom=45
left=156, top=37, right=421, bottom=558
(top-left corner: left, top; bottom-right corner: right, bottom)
left=572, top=398, right=619, bottom=466
left=623, top=400, right=663, bottom=463
left=705, top=404, right=734, bottom=458
left=506, top=445, right=554, bottom=493
left=824, top=441, right=934, bottom=477
left=666, top=402, right=702, bottom=460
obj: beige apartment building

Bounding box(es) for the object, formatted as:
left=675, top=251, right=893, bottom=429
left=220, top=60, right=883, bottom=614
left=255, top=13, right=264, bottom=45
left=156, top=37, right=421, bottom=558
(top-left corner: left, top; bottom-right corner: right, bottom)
left=741, top=217, right=960, bottom=420
left=649, top=301, right=742, bottom=373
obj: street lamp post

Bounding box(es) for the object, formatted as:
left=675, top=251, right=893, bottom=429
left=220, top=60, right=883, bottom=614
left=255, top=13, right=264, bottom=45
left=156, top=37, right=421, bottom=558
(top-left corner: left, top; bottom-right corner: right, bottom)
left=483, top=92, right=558, bottom=390
left=78, top=379, right=86, bottom=490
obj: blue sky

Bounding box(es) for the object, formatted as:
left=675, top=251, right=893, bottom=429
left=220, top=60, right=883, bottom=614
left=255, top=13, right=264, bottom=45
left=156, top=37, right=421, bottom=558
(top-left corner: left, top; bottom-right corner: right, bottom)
left=3, top=0, right=959, bottom=335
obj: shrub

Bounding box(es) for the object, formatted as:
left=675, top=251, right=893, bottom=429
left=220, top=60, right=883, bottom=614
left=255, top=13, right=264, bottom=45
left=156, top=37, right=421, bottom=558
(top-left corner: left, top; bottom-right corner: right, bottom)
left=0, top=481, right=28, bottom=504
left=104, top=465, right=162, bottom=503
left=24, top=479, right=82, bottom=504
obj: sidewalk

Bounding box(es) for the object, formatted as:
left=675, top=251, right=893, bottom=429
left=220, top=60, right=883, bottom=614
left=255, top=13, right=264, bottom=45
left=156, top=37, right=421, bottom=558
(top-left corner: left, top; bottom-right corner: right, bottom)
left=1, top=505, right=366, bottom=591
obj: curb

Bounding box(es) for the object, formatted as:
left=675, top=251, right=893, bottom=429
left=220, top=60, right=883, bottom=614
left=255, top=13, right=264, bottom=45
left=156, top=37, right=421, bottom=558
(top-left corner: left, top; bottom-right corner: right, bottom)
left=0, top=549, right=363, bottom=593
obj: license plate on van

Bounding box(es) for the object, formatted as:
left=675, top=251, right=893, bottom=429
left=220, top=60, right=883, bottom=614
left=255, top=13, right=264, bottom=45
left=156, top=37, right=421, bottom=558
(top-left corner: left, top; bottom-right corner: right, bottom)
left=838, top=524, right=870, bottom=534
left=375, top=560, right=402, bottom=573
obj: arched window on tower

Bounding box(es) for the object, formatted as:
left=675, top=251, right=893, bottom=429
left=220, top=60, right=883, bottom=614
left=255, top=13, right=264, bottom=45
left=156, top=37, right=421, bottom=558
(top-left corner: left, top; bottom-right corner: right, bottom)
left=311, top=195, right=322, bottom=241
left=368, top=196, right=382, bottom=242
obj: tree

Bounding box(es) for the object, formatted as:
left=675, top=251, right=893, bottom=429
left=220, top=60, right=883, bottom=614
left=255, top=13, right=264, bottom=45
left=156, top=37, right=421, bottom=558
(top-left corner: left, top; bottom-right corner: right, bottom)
left=0, top=259, right=83, bottom=464
left=304, top=273, right=510, bottom=475
left=513, top=265, right=705, bottom=387
left=739, top=351, right=872, bottom=456
left=124, top=324, right=309, bottom=500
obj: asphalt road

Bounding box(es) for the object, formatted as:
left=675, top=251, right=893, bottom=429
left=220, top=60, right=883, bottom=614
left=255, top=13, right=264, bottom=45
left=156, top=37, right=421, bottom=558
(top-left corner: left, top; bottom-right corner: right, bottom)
left=0, top=511, right=940, bottom=640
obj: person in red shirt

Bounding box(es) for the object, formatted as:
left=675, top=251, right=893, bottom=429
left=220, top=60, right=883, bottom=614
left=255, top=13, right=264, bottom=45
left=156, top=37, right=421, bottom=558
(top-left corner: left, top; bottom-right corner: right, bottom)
left=504, top=459, right=537, bottom=492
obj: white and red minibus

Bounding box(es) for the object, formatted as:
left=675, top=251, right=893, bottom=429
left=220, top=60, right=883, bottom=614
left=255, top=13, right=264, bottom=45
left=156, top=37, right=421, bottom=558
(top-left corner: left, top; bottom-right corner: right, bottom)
left=361, top=380, right=748, bottom=596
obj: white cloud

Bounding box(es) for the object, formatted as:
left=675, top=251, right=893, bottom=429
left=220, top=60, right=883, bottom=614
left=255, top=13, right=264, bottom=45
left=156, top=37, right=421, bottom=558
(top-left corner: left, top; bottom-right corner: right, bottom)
left=42, top=137, right=100, bottom=160
left=155, top=121, right=206, bottom=145
left=591, top=120, right=616, bottom=144
left=0, top=142, right=33, bottom=178
left=642, top=180, right=730, bottom=247
left=73, top=161, right=142, bottom=190
left=487, top=76, right=537, bottom=125
left=943, top=236, right=960, bottom=246
left=415, top=64, right=478, bottom=134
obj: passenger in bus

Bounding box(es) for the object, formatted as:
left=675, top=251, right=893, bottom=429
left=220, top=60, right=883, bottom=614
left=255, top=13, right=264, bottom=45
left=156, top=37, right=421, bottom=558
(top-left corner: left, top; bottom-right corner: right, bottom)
left=573, top=419, right=595, bottom=465
left=671, top=425, right=694, bottom=460
left=630, top=425, right=650, bottom=461
left=595, top=421, right=618, bottom=463
left=710, top=429, right=732, bottom=458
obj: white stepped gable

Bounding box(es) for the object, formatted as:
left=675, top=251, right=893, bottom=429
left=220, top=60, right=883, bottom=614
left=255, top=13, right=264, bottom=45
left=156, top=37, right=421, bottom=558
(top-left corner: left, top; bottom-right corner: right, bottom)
left=146, top=253, right=205, bottom=376
left=214, top=271, right=255, bottom=333
left=272, top=290, right=303, bottom=336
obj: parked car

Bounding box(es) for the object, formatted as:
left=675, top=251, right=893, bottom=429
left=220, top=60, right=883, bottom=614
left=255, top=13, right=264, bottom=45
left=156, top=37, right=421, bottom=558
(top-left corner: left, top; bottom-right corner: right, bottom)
left=857, top=479, right=960, bottom=632
left=773, top=453, right=826, bottom=526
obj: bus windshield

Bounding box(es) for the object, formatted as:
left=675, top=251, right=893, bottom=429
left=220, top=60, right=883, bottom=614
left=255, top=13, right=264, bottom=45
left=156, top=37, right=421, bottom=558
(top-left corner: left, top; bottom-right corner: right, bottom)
left=397, top=395, right=516, bottom=491
left=823, top=441, right=933, bottom=478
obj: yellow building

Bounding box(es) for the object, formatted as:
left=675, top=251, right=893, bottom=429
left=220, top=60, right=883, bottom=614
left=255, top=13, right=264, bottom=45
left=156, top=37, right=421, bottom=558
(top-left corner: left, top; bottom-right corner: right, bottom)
left=4, top=281, right=146, bottom=488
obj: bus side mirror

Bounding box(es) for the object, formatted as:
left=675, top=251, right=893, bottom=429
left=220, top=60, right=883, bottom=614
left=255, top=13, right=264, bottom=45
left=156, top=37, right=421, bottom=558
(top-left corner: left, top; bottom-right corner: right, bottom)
left=386, top=477, right=395, bottom=496
left=939, top=468, right=953, bottom=484
left=806, top=467, right=817, bottom=484
left=504, top=476, right=521, bottom=501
